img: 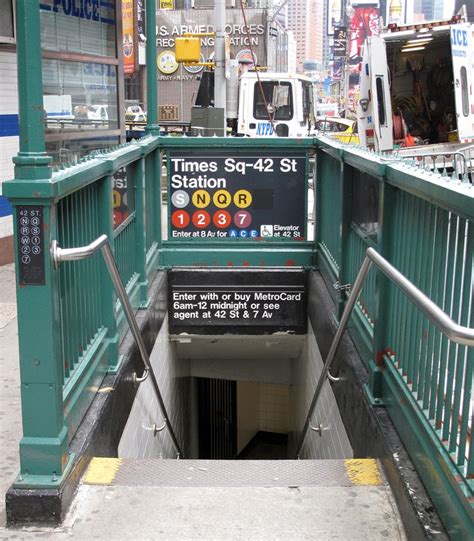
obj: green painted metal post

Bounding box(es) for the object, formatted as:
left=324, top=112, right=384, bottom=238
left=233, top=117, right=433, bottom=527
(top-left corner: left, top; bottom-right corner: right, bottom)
left=14, top=0, right=48, bottom=167
left=99, top=175, right=120, bottom=370
left=135, top=158, right=149, bottom=305
left=145, top=0, right=160, bottom=134
left=10, top=0, right=72, bottom=485
left=337, top=161, right=353, bottom=320
left=369, top=180, right=397, bottom=403
left=14, top=206, right=71, bottom=484
left=154, top=149, right=163, bottom=245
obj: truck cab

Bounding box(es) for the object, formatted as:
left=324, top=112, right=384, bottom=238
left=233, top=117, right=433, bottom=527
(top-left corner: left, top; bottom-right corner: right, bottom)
left=236, top=72, right=315, bottom=138
left=358, top=17, right=474, bottom=153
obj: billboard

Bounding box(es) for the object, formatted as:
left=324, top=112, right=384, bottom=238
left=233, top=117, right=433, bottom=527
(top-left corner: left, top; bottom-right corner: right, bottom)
left=386, top=0, right=404, bottom=24
left=349, top=6, right=380, bottom=66
left=122, top=0, right=136, bottom=74
left=333, top=26, right=347, bottom=58
left=327, top=0, right=342, bottom=36
left=332, top=58, right=344, bottom=81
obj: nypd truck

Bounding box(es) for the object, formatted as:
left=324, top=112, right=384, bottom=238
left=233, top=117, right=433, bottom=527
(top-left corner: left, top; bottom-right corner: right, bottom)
left=234, top=71, right=316, bottom=138
left=193, top=68, right=316, bottom=138
left=357, top=15, right=474, bottom=176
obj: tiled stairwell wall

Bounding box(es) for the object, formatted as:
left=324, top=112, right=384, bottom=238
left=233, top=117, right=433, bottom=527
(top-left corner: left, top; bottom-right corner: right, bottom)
left=289, top=323, right=353, bottom=460
left=118, top=315, right=190, bottom=459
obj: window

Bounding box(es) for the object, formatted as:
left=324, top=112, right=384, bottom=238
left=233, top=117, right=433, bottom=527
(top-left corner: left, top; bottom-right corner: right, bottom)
left=253, top=82, right=293, bottom=121
left=375, top=75, right=386, bottom=126
left=40, top=0, right=116, bottom=56
left=43, top=59, right=118, bottom=134
left=302, top=82, right=313, bottom=121
left=38, top=0, right=121, bottom=165
left=46, top=136, right=119, bottom=164
left=0, top=0, right=15, bottom=42
left=460, top=67, right=469, bottom=117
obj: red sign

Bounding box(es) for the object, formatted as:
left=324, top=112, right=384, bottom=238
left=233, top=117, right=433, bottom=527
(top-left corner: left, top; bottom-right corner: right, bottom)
left=349, top=7, right=380, bottom=65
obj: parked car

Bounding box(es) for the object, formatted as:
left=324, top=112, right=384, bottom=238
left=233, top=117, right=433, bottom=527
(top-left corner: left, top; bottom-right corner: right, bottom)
left=125, top=105, right=146, bottom=123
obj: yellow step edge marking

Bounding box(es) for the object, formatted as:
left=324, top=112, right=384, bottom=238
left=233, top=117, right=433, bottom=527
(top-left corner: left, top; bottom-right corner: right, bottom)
left=344, top=459, right=382, bottom=486
left=83, top=457, right=123, bottom=485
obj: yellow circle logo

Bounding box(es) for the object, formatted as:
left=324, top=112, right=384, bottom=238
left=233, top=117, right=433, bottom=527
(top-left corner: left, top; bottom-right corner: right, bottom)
left=233, top=189, right=252, bottom=209
left=157, top=50, right=178, bottom=74
left=213, top=190, right=232, bottom=208
left=192, top=190, right=211, bottom=208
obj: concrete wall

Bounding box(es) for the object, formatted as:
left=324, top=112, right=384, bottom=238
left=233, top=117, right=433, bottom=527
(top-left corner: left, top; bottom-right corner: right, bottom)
left=118, top=315, right=190, bottom=459
left=289, top=322, right=353, bottom=460
left=237, top=381, right=259, bottom=454
left=236, top=382, right=290, bottom=454
left=259, top=384, right=289, bottom=434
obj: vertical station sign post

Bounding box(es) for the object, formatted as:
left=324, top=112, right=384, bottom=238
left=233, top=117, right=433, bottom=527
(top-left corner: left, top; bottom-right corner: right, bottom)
left=167, top=149, right=309, bottom=334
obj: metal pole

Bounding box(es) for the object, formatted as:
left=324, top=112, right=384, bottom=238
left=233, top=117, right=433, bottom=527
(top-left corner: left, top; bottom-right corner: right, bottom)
left=343, top=0, right=351, bottom=116
left=146, top=0, right=160, bottom=132
left=14, top=0, right=52, bottom=177
left=214, top=0, right=226, bottom=133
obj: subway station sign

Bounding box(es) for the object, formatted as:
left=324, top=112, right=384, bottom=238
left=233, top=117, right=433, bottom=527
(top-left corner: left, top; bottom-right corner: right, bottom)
left=168, top=269, right=307, bottom=335
left=167, top=150, right=307, bottom=241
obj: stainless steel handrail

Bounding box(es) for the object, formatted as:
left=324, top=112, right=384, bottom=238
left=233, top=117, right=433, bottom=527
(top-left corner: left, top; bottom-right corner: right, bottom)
left=393, top=148, right=472, bottom=177
left=295, top=246, right=474, bottom=458
left=51, top=234, right=184, bottom=459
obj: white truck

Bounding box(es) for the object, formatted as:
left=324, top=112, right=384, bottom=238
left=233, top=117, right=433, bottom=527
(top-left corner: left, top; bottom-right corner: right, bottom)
left=193, top=69, right=316, bottom=138
left=357, top=15, right=474, bottom=176
left=233, top=71, right=316, bottom=137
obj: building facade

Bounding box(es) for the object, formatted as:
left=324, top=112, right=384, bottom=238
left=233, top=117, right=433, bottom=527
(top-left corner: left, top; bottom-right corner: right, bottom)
left=286, top=0, right=324, bottom=71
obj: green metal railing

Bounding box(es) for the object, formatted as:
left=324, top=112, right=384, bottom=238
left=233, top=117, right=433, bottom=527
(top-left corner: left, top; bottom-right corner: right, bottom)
left=315, top=137, right=473, bottom=538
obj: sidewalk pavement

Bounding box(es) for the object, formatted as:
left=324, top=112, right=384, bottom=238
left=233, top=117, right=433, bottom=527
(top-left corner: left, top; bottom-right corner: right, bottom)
left=0, top=263, right=21, bottom=526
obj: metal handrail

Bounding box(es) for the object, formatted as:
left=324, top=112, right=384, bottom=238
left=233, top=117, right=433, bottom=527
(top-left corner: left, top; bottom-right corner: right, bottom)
left=393, top=148, right=472, bottom=177
left=51, top=234, right=184, bottom=459
left=295, top=246, right=474, bottom=458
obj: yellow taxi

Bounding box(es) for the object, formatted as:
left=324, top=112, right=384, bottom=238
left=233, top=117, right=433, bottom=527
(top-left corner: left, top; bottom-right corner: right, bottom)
left=314, top=117, right=359, bottom=145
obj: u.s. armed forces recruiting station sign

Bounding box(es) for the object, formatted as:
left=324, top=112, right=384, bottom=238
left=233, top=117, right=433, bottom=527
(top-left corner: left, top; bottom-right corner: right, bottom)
left=168, top=150, right=307, bottom=240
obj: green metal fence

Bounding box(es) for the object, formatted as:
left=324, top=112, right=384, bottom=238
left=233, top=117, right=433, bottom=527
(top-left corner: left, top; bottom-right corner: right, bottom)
left=315, top=137, right=473, bottom=538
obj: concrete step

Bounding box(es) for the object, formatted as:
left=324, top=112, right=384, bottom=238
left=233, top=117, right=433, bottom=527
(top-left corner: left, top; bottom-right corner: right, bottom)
left=72, top=458, right=407, bottom=540
left=83, top=458, right=383, bottom=488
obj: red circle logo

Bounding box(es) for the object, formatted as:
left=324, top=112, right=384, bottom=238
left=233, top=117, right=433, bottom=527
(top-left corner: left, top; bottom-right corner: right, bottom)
left=192, top=210, right=211, bottom=228
left=213, top=210, right=231, bottom=229
left=171, top=210, right=190, bottom=229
